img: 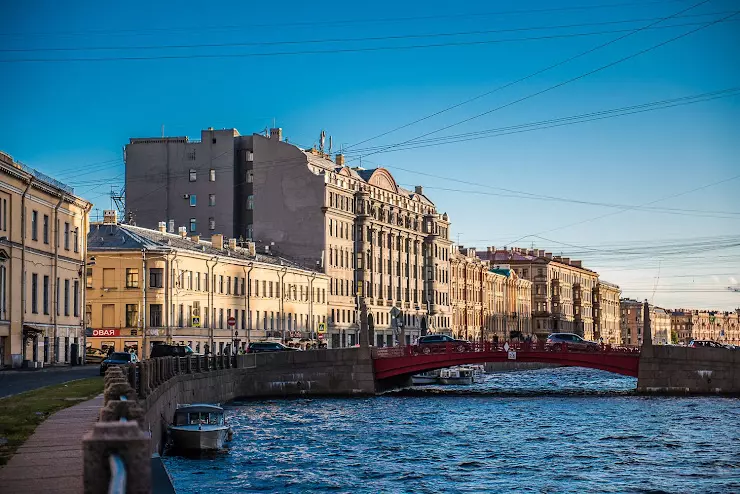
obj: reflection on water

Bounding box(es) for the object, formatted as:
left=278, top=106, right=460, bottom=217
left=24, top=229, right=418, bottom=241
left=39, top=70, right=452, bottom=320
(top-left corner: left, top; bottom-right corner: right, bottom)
left=164, top=367, right=740, bottom=493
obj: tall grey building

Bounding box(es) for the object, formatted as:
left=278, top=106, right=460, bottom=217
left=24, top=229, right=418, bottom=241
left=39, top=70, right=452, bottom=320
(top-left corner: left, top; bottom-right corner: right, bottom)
left=125, top=127, right=453, bottom=346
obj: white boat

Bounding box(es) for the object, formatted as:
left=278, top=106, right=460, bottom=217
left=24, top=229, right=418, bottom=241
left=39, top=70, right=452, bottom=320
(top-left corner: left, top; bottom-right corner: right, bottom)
left=411, top=370, right=441, bottom=385
left=168, top=404, right=232, bottom=451
left=439, top=367, right=474, bottom=385
left=467, top=364, right=485, bottom=384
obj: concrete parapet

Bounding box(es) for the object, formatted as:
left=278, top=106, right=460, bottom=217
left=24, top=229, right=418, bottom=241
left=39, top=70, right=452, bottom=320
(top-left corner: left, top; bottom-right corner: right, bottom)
left=82, top=421, right=151, bottom=494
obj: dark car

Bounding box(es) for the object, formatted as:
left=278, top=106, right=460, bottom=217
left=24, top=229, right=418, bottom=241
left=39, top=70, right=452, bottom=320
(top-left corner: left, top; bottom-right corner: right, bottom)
left=246, top=341, right=299, bottom=353
left=149, top=344, right=194, bottom=358
left=85, top=347, right=107, bottom=364
left=545, top=333, right=600, bottom=352
left=415, top=334, right=472, bottom=354
left=688, top=340, right=730, bottom=349
left=100, top=352, right=138, bottom=375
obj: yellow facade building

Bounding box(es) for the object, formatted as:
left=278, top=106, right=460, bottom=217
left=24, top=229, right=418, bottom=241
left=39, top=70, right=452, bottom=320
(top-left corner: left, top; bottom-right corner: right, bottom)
left=0, top=151, right=92, bottom=368
left=86, top=217, right=329, bottom=357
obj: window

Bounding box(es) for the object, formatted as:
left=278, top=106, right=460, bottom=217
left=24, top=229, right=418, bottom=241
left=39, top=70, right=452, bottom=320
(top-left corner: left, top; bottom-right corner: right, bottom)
left=246, top=224, right=253, bottom=240
left=64, top=222, right=70, bottom=250
left=246, top=170, right=254, bottom=183
left=31, top=273, right=38, bottom=313
left=56, top=277, right=60, bottom=316
left=150, top=304, right=163, bottom=327
left=209, top=194, right=216, bottom=206
left=64, top=279, right=70, bottom=316
left=73, top=280, right=79, bottom=317
left=0, top=198, right=6, bottom=231
left=31, top=211, right=38, bottom=240
left=149, top=268, right=163, bottom=288
left=209, top=169, right=216, bottom=181
left=103, top=268, right=115, bottom=288
left=190, top=218, right=197, bottom=232
left=43, top=215, right=49, bottom=244
left=43, top=275, right=49, bottom=314
left=73, top=227, right=79, bottom=253
left=189, top=169, right=197, bottom=182
left=125, top=268, right=139, bottom=288
left=209, top=218, right=215, bottom=230
left=247, top=195, right=254, bottom=210
left=190, top=195, right=197, bottom=207
left=86, top=267, right=93, bottom=288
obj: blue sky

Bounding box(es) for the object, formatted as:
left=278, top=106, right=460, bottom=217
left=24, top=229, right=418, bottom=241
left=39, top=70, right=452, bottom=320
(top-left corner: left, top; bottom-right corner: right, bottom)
left=2, top=0, right=739, bottom=310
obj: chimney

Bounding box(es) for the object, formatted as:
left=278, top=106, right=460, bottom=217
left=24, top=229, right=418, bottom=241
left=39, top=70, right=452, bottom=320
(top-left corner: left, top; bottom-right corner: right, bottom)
left=269, top=128, right=282, bottom=141
left=572, top=260, right=582, bottom=268
left=527, top=249, right=535, bottom=256
left=545, top=252, right=552, bottom=259
left=228, top=238, right=237, bottom=250
left=157, top=221, right=167, bottom=233
left=102, top=210, right=117, bottom=225
left=538, top=249, right=545, bottom=257
left=335, top=153, right=345, bottom=166
left=191, top=235, right=200, bottom=243
left=414, top=185, right=424, bottom=195
left=178, top=226, right=187, bottom=238
left=562, top=257, right=570, bottom=265
left=211, top=234, right=223, bottom=250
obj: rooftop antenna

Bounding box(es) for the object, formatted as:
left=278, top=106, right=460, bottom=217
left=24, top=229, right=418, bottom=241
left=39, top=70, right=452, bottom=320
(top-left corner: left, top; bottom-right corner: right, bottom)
left=319, top=130, right=326, bottom=153
left=329, top=136, right=333, bottom=154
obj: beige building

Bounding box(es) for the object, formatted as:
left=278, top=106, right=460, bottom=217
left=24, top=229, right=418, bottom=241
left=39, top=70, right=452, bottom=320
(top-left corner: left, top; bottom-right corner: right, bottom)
left=450, top=247, right=532, bottom=341
left=124, top=127, right=453, bottom=348
left=595, top=280, right=621, bottom=344
left=86, top=216, right=328, bottom=356
left=0, top=151, right=92, bottom=368
left=619, top=298, right=671, bottom=346
left=478, top=247, right=598, bottom=339
left=671, top=309, right=740, bottom=345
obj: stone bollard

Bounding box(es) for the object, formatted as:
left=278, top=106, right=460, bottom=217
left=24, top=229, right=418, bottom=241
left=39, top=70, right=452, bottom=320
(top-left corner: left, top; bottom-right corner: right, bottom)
left=186, top=356, right=192, bottom=374
left=83, top=421, right=151, bottom=494
left=99, top=396, right=145, bottom=424
left=127, top=364, right=137, bottom=393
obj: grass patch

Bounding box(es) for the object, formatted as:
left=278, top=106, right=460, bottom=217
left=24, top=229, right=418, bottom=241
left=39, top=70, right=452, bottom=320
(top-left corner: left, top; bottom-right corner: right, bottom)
left=0, top=377, right=103, bottom=466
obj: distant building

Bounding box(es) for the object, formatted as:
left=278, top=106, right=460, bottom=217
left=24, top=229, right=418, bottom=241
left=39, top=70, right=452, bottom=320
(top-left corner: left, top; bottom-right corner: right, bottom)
left=620, top=298, right=671, bottom=346
left=86, top=214, right=328, bottom=355
left=595, top=280, right=621, bottom=344
left=449, top=247, right=532, bottom=341
left=0, top=151, right=92, bottom=368
left=124, top=127, right=453, bottom=346
left=671, top=308, right=740, bottom=345
left=478, top=247, right=598, bottom=339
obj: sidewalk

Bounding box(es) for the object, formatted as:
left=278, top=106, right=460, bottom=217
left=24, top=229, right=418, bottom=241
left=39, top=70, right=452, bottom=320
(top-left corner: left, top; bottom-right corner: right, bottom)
left=0, top=394, right=103, bottom=493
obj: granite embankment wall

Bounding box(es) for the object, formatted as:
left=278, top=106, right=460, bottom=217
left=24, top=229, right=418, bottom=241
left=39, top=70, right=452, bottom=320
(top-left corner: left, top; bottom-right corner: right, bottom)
left=638, top=345, right=740, bottom=395
left=137, top=348, right=376, bottom=454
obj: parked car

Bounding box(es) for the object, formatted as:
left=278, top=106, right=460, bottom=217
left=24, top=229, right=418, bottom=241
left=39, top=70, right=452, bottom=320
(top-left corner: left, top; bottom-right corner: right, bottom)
left=688, top=340, right=730, bottom=349
left=415, top=334, right=472, bottom=354
left=545, top=333, right=600, bottom=352
left=246, top=341, right=299, bottom=353
left=100, top=352, right=138, bottom=375
left=85, top=347, right=108, bottom=364
left=150, top=344, right=194, bottom=358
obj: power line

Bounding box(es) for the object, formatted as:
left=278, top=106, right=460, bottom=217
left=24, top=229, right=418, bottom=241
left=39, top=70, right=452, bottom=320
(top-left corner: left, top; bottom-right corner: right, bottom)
left=3, top=11, right=732, bottom=53
left=350, top=4, right=735, bottom=160
left=0, top=1, right=695, bottom=38
left=2, top=15, right=736, bottom=64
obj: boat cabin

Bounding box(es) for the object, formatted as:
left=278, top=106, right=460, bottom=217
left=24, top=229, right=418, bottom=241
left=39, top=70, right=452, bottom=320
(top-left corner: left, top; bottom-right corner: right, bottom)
left=173, top=405, right=225, bottom=427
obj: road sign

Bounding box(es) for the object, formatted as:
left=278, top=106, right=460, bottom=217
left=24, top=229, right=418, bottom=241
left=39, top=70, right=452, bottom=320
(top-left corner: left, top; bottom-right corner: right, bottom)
left=390, top=306, right=401, bottom=318
left=503, top=342, right=510, bottom=352
left=318, top=333, right=325, bottom=340
left=318, top=322, right=327, bottom=334
left=192, top=316, right=201, bottom=327
left=508, top=350, right=517, bottom=360
left=227, top=316, right=236, bottom=327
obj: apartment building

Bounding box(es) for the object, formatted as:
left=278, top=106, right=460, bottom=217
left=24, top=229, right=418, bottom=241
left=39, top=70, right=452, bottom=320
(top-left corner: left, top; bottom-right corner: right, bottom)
left=478, top=247, right=598, bottom=339
left=86, top=215, right=328, bottom=356
left=671, top=309, right=740, bottom=345
left=0, top=151, right=92, bottom=368
left=450, top=247, right=532, bottom=341
left=125, top=127, right=453, bottom=347
left=595, top=280, right=621, bottom=344
left=620, top=298, right=672, bottom=346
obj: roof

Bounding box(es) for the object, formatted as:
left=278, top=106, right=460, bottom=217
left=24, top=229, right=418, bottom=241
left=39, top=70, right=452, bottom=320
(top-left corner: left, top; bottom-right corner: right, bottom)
left=481, top=249, right=596, bottom=273
left=175, top=404, right=224, bottom=414
left=87, top=223, right=318, bottom=271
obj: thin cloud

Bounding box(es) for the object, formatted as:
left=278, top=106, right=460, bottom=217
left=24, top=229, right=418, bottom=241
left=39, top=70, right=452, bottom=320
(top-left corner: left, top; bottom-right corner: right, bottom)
left=730, top=276, right=738, bottom=285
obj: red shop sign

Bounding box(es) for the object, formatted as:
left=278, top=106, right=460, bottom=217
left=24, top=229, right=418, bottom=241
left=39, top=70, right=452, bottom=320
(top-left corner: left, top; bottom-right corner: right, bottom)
left=92, top=329, right=120, bottom=337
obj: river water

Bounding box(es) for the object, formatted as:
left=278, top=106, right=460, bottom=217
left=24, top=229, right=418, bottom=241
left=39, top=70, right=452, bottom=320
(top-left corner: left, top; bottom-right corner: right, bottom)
left=163, top=367, right=739, bottom=493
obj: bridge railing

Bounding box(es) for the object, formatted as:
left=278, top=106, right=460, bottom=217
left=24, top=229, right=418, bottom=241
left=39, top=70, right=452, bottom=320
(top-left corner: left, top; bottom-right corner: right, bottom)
left=372, top=340, right=640, bottom=359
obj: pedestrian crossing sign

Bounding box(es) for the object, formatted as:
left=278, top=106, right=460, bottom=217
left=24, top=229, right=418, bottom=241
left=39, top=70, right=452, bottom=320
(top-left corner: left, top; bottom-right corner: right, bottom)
left=318, top=322, right=327, bottom=334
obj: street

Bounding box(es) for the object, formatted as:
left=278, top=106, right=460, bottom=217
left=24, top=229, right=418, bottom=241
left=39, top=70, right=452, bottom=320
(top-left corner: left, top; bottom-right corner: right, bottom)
left=0, top=366, right=100, bottom=399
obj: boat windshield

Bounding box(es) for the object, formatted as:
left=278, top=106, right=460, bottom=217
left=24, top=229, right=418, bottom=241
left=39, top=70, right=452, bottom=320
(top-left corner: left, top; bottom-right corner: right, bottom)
left=188, top=412, right=224, bottom=425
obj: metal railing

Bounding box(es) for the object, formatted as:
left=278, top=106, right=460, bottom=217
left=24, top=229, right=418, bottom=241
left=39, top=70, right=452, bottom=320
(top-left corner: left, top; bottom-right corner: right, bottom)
left=372, top=340, right=641, bottom=359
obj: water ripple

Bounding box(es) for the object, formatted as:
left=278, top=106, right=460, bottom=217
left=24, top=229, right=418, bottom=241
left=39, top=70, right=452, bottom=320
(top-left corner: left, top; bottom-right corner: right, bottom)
left=164, top=367, right=739, bottom=493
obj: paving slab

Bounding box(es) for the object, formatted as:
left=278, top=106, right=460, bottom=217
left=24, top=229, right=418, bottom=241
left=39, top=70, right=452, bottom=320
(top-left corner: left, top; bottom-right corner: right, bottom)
left=0, top=394, right=103, bottom=493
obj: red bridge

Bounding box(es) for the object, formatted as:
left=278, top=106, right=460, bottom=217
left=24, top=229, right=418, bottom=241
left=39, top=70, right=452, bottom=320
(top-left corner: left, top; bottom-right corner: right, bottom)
left=372, top=341, right=640, bottom=381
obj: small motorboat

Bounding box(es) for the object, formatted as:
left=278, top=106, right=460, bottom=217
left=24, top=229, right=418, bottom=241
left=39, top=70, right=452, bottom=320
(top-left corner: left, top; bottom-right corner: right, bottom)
left=438, top=367, right=474, bottom=385
left=168, top=404, right=233, bottom=451
left=411, top=369, right=441, bottom=385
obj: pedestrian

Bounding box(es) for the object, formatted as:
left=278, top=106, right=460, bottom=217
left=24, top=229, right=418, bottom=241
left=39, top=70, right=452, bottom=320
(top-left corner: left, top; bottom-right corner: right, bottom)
left=107, top=346, right=114, bottom=357
left=493, top=334, right=499, bottom=349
